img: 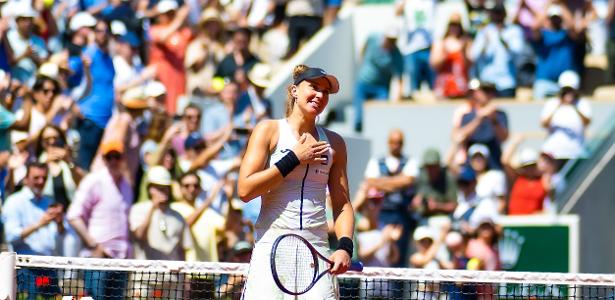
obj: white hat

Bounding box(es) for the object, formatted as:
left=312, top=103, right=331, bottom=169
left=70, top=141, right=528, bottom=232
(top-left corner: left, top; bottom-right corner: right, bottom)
left=69, top=12, right=96, bottom=32
left=156, top=0, right=179, bottom=15
left=147, top=166, right=172, bottom=186
left=38, top=62, right=59, bottom=80
left=384, top=22, right=400, bottom=39
left=13, top=5, right=38, bottom=18
left=558, top=70, right=580, bottom=90
left=248, top=63, right=272, bottom=88
left=547, top=5, right=562, bottom=17
left=110, top=20, right=127, bottom=36
left=468, top=144, right=490, bottom=158
left=445, top=231, right=463, bottom=248
left=413, top=226, right=434, bottom=241
left=144, top=81, right=167, bottom=97
left=518, top=148, right=538, bottom=167
left=11, top=131, right=29, bottom=144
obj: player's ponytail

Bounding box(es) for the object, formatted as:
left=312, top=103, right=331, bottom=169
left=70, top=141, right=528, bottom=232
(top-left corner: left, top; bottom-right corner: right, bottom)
left=285, top=64, right=309, bottom=117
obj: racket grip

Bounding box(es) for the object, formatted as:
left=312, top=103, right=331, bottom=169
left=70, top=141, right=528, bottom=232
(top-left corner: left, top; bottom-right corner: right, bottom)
left=349, top=261, right=364, bottom=272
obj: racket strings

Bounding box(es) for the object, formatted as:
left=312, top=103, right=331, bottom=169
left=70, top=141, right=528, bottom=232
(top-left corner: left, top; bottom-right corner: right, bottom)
left=273, top=235, right=318, bottom=294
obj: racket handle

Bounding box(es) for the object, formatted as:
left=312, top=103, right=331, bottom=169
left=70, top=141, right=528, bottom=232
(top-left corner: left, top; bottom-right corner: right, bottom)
left=349, top=261, right=364, bottom=272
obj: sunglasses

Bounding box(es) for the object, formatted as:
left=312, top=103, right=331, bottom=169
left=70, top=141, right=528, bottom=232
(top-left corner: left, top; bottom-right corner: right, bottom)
left=104, top=153, right=123, bottom=161
left=41, top=88, right=55, bottom=95
left=184, top=114, right=200, bottom=120
left=181, top=183, right=200, bottom=189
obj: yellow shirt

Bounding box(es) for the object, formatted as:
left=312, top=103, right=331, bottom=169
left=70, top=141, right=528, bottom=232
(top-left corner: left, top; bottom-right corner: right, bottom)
left=171, top=201, right=225, bottom=262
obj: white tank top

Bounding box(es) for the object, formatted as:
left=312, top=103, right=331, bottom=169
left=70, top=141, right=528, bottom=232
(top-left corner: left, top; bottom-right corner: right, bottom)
left=255, top=119, right=332, bottom=242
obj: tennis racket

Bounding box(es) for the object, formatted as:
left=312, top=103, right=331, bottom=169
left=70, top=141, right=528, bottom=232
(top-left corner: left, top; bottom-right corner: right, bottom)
left=270, top=233, right=364, bottom=295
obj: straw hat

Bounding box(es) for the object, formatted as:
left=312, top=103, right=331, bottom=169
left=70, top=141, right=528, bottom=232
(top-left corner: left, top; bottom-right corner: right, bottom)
left=248, top=63, right=272, bottom=88
left=121, top=87, right=148, bottom=109
left=199, top=8, right=223, bottom=27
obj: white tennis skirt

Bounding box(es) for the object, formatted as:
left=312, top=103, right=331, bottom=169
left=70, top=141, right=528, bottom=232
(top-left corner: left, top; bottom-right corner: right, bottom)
left=241, top=229, right=338, bottom=300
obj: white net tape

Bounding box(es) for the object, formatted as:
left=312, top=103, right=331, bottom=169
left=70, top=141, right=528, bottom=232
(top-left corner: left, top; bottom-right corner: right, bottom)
left=15, top=254, right=615, bottom=286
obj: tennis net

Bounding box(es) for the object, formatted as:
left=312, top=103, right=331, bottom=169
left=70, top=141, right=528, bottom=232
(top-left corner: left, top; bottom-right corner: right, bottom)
left=3, top=252, right=615, bottom=299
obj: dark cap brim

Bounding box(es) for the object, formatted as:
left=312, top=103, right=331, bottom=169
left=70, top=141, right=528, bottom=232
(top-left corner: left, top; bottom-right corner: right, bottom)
left=294, top=67, right=340, bottom=94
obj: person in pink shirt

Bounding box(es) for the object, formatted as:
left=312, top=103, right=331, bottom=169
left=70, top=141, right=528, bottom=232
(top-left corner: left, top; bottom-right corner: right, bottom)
left=67, top=140, right=133, bottom=299
left=465, top=219, right=501, bottom=271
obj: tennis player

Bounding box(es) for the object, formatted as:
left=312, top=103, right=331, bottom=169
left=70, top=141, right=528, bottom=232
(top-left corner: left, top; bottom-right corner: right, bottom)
left=238, top=65, right=355, bottom=299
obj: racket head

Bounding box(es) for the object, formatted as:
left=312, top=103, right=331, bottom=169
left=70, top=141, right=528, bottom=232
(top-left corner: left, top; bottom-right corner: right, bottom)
left=270, top=233, right=320, bottom=295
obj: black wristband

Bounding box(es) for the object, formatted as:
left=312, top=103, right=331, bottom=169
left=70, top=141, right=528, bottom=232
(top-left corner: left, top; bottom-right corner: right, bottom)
left=336, top=237, right=354, bottom=257
left=275, top=150, right=300, bottom=177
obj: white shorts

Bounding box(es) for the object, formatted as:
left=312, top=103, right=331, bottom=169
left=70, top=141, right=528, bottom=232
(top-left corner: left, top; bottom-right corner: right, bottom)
left=242, top=229, right=337, bottom=300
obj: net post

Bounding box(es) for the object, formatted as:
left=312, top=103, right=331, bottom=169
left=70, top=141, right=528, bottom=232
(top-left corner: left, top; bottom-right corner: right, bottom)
left=0, top=252, right=16, bottom=300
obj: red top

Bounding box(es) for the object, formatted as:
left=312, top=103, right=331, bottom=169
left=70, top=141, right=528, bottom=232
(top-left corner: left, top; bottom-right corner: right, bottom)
left=508, top=176, right=547, bottom=215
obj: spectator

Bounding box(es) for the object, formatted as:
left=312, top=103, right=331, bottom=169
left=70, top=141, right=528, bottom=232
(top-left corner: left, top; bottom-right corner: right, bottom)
left=258, top=10, right=289, bottom=68
left=409, top=225, right=445, bottom=269
left=171, top=172, right=225, bottom=262
left=0, top=77, right=32, bottom=155
left=453, top=166, right=499, bottom=232
left=442, top=230, right=470, bottom=269
left=73, top=19, right=116, bottom=171
left=530, top=4, right=580, bottom=99
left=284, top=0, right=324, bottom=58
left=514, top=0, right=549, bottom=37
left=352, top=24, right=404, bottom=132
left=112, top=29, right=154, bottom=96
left=95, top=87, right=149, bottom=186
left=7, top=5, right=48, bottom=84
left=468, top=3, right=525, bottom=97
left=412, top=148, right=458, bottom=219
left=184, top=8, right=225, bottom=97
left=67, top=140, right=132, bottom=299
left=451, top=79, right=509, bottom=169
left=537, top=151, right=565, bottom=214
left=170, top=103, right=202, bottom=156
left=202, top=81, right=255, bottom=166
left=36, top=125, right=82, bottom=209
left=148, top=1, right=192, bottom=115
left=2, top=162, right=63, bottom=298
left=170, top=130, right=231, bottom=212
left=243, top=62, right=273, bottom=121
left=363, top=128, right=417, bottom=267
left=430, top=13, right=470, bottom=99
left=396, top=0, right=435, bottom=96
left=13, top=74, right=61, bottom=140
left=502, top=137, right=547, bottom=215
left=465, top=144, right=507, bottom=214
left=465, top=219, right=500, bottom=270
left=215, top=27, right=260, bottom=82
left=355, top=184, right=402, bottom=268
left=540, top=71, right=591, bottom=160
left=130, top=166, right=191, bottom=261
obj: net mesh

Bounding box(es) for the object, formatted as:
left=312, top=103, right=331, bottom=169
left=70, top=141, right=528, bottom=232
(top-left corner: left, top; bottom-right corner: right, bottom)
left=11, top=255, right=615, bottom=299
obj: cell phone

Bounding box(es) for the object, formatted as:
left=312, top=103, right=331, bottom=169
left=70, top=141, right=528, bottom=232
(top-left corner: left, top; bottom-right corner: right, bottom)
left=234, top=127, right=251, bottom=135
left=53, top=138, right=66, bottom=148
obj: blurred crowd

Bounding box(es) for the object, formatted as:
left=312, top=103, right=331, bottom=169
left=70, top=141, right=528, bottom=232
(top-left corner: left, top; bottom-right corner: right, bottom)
left=353, top=0, right=608, bottom=132
left=0, top=0, right=344, bottom=296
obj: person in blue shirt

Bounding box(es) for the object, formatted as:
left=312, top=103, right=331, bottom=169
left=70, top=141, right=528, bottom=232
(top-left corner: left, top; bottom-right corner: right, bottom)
left=469, top=4, right=525, bottom=97
left=73, top=19, right=116, bottom=170
left=530, top=4, right=581, bottom=100
left=353, top=25, right=404, bottom=132
left=2, top=162, right=64, bottom=298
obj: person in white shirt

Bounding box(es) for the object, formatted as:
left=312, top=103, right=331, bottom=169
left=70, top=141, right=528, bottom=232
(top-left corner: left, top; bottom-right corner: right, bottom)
left=541, top=71, right=591, bottom=160
left=467, top=144, right=507, bottom=213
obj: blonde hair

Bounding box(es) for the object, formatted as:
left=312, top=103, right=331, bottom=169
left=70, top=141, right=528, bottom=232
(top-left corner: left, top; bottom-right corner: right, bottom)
left=285, top=64, right=310, bottom=117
